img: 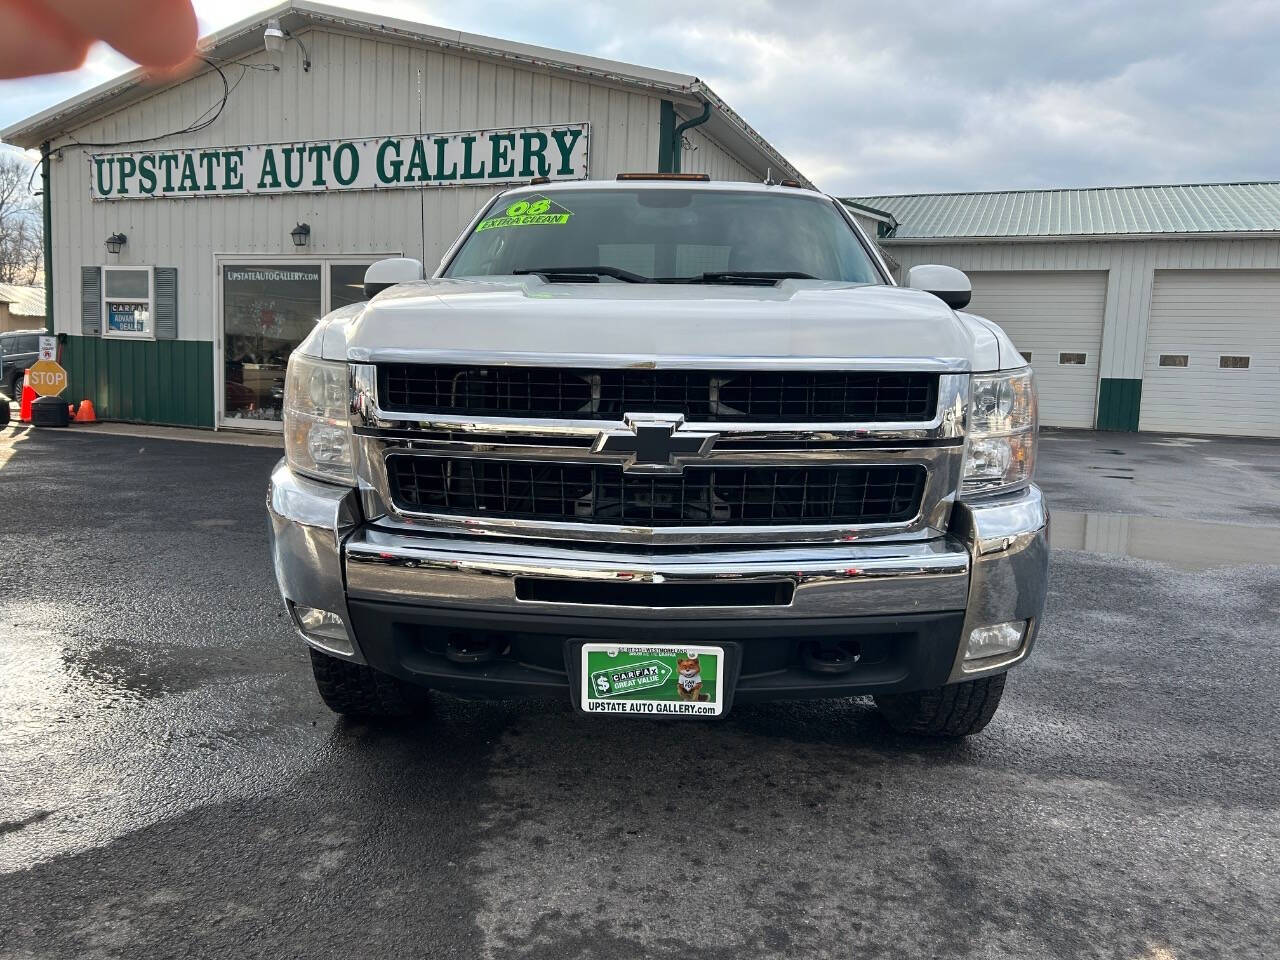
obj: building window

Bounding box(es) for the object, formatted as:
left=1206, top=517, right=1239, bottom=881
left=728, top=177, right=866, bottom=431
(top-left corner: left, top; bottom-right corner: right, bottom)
left=329, top=262, right=380, bottom=310
left=1059, top=352, right=1086, bottom=365
left=1159, top=355, right=1189, bottom=367
left=1019, top=351, right=1032, bottom=362
left=103, top=266, right=154, bottom=338
left=1219, top=355, right=1250, bottom=369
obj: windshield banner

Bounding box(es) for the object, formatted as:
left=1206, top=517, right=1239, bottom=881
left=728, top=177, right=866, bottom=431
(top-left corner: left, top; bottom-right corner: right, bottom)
left=88, top=123, right=589, bottom=200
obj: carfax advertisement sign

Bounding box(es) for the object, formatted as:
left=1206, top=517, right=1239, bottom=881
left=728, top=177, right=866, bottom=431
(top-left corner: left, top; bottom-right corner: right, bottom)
left=89, top=123, right=589, bottom=199
left=580, top=644, right=725, bottom=717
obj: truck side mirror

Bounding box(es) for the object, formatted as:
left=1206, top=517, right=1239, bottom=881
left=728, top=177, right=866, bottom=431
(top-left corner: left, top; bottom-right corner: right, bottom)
left=906, top=264, right=971, bottom=310
left=364, top=258, right=425, bottom=299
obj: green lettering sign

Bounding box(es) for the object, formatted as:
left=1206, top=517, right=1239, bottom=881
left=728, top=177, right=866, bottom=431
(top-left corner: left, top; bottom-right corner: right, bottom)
left=376, top=139, right=401, bottom=184
left=258, top=149, right=281, bottom=189
left=406, top=138, right=431, bottom=183
left=178, top=154, right=200, bottom=192
left=90, top=125, right=589, bottom=200
left=222, top=150, right=244, bottom=190
left=519, top=131, right=549, bottom=178
left=490, top=133, right=516, bottom=179
left=551, top=128, right=583, bottom=176
left=333, top=143, right=359, bottom=185
left=459, top=136, right=486, bottom=180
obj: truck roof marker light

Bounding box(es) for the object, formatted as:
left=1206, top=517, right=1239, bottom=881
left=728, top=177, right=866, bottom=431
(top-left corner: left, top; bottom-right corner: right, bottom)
left=615, top=173, right=711, bottom=182
left=529, top=176, right=551, bottom=185
left=780, top=179, right=802, bottom=188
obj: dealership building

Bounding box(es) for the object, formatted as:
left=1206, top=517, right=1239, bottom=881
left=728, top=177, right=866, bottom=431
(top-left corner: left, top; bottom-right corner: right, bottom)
left=847, top=184, right=1280, bottom=437
left=1, top=1, right=807, bottom=430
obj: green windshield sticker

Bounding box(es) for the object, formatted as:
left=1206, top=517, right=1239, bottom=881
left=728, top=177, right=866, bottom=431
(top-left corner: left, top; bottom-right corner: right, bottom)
left=476, top=196, right=572, bottom=231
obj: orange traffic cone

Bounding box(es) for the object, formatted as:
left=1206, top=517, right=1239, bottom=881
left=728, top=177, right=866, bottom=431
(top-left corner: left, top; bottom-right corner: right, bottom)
left=73, top=399, right=97, bottom=423
left=18, top=370, right=34, bottom=423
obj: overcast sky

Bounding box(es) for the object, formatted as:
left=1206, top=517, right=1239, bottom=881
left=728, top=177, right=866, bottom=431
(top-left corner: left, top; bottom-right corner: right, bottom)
left=1, top=0, right=1277, bottom=196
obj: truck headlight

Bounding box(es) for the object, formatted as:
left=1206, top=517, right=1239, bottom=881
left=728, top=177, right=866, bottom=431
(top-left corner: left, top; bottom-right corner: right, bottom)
left=283, top=354, right=355, bottom=485
left=962, top=368, right=1037, bottom=495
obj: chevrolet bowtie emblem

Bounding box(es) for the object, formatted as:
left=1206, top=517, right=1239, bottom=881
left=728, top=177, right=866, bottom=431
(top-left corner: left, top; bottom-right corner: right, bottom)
left=593, top=414, right=719, bottom=473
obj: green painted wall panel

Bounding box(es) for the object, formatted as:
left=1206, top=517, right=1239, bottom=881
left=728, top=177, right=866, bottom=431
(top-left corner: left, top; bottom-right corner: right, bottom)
left=1096, top=377, right=1142, bottom=431
left=62, top=336, right=214, bottom=428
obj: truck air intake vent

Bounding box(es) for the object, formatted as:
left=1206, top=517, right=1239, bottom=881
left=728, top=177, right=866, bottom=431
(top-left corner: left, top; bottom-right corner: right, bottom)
left=378, top=365, right=938, bottom=423
left=385, top=456, right=926, bottom=527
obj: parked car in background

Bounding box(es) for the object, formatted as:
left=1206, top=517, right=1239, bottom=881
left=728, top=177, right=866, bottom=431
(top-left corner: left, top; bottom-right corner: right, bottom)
left=0, top=329, right=47, bottom=401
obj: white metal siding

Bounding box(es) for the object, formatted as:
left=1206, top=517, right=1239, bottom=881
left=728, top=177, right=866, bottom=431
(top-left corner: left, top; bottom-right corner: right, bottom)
left=679, top=125, right=761, bottom=182
left=1141, top=269, right=1280, bottom=437
left=888, top=237, right=1280, bottom=383
left=47, top=26, right=675, bottom=344
left=963, top=271, right=1107, bottom=428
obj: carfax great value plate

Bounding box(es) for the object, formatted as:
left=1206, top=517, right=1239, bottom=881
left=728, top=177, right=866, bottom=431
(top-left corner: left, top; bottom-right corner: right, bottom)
left=580, top=643, right=725, bottom=717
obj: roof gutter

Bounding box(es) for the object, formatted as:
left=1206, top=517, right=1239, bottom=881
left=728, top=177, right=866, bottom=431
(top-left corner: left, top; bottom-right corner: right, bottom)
left=879, top=230, right=1280, bottom=245
left=669, top=101, right=711, bottom=174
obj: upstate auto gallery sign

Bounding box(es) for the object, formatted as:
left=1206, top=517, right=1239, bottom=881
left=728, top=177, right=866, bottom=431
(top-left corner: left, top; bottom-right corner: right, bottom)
left=89, top=123, right=589, bottom=199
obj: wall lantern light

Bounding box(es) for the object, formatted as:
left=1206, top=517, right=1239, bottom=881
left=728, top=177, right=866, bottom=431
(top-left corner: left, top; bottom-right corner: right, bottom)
left=105, top=232, right=127, bottom=254
left=291, top=222, right=311, bottom=247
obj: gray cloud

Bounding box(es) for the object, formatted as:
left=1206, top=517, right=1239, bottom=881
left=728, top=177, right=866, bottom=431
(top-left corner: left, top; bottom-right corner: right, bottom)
left=2, top=0, right=1276, bottom=194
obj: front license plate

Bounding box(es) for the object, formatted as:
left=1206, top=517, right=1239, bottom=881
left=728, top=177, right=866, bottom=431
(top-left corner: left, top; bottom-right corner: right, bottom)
left=580, top=643, right=725, bottom=717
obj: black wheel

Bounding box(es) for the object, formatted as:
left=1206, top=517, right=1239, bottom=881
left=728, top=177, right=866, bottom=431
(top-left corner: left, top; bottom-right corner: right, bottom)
left=308, top=648, right=429, bottom=718
left=874, top=673, right=1006, bottom=738
left=9, top=373, right=22, bottom=403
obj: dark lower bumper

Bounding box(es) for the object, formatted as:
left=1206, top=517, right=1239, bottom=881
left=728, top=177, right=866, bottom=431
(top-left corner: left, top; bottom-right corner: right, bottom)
left=347, top=599, right=969, bottom=702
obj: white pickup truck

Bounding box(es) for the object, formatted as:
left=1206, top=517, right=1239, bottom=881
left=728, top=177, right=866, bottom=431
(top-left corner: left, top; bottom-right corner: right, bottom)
left=268, top=175, right=1047, bottom=737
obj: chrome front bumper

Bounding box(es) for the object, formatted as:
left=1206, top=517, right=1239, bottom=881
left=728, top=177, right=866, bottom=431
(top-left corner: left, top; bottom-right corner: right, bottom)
left=267, top=460, right=1048, bottom=686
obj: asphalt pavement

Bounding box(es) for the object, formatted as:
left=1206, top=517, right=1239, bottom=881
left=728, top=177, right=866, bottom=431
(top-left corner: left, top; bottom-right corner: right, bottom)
left=1, top=425, right=1277, bottom=959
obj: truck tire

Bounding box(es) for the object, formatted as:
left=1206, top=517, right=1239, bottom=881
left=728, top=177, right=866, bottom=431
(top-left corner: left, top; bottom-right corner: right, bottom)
left=308, top=649, right=429, bottom=718
left=874, top=673, right=1006, bottom=737
left=30, top=396, right=70, bottom=428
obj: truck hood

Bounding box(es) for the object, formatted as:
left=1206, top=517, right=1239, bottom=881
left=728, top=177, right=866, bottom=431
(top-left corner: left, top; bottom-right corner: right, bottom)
left=312, top=277, right=1008, bottom=370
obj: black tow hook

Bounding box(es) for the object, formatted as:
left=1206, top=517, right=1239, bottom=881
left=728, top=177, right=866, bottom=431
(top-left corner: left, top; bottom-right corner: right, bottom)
left=800, top=640, right=862, bottom=676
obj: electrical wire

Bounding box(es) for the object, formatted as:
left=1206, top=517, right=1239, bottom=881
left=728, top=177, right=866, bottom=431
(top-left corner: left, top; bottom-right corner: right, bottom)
left=58, top=56, right=235, bottom=151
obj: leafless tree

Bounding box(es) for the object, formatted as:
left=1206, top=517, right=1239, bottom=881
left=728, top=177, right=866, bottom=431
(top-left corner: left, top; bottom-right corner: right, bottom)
left=0, top=153, right=42, bottom=286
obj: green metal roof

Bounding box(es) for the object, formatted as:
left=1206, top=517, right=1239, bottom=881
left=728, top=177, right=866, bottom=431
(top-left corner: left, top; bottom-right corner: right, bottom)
left=844, top=182, right=1280, bottom=240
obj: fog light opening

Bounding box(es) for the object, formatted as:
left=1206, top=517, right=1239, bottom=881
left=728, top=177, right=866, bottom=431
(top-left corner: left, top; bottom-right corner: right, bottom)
left=292, top=603, right=354, bottom=656
left=964, top=620, right=1028, bottom=662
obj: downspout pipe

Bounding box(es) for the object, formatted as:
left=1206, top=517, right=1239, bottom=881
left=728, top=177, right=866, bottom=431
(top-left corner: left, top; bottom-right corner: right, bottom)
left=41, top=141, right=52, bottom=336
left=670, top=101, right=712, bottom=173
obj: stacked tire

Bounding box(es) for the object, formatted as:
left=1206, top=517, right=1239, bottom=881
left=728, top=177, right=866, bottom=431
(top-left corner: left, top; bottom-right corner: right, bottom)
left=30, top=395, right=69, bottom=428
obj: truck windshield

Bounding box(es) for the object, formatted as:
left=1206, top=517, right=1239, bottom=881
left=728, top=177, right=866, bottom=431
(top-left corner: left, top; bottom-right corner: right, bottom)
left=443, top=188, right=882, bottom=284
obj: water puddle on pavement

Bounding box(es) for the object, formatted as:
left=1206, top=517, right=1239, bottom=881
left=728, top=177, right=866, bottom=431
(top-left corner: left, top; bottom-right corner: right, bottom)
left=1052, top=511, right=1280, bottom=571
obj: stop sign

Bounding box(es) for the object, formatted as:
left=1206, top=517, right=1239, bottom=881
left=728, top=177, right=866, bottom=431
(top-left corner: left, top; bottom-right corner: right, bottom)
left=27, top=359, right=68, bottom=397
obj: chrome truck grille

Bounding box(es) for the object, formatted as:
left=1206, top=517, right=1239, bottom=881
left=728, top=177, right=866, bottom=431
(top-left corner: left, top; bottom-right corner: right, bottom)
left=379, top=364, right=938, bottom=423
left=386, top=457, right=927, bottom=526
left=350, top=357, right=969, bottom=546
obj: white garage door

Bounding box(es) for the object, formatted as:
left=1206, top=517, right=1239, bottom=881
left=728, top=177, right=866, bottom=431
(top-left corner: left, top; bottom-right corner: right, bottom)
left=964, top=271, right=1107, bottom=428
left=1141, top=270, right=1280, bottom=437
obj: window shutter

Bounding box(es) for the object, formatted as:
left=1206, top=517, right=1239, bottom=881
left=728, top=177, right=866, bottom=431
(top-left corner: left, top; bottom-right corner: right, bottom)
left=81, top=266, right=101, bottom=335
left=154, top=267, right=178, bottom=340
